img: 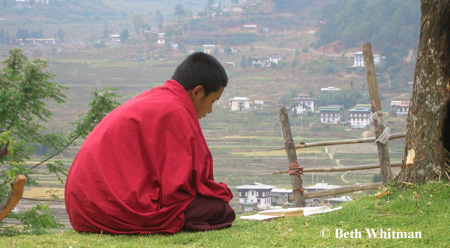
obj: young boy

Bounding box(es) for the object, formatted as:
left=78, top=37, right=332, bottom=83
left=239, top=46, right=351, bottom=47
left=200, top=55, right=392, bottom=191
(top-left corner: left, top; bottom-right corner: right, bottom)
left=65, top=52, right=235, bottom=234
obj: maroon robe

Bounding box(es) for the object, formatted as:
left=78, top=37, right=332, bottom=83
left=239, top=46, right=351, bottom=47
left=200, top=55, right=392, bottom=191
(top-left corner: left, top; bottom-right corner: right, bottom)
left=65, top=80, right=234, bottom=234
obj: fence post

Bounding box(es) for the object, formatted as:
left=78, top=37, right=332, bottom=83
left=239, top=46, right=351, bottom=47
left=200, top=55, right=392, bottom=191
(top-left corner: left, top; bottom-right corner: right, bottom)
left=362, top=43, right=392, bottom=184
left=279, top=107, right=306, bottom=207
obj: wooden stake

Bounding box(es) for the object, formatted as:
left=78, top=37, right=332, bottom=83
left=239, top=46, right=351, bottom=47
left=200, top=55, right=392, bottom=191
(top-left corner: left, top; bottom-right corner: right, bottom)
left=362, top=43, right=392, bottom=184
left=0, top=175, right=27, bottom=221
left=279, top=107, right=305, bottom=207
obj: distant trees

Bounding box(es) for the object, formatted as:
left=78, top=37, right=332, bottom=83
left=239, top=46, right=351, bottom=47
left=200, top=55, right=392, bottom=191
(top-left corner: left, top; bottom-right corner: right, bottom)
left=241, top=55, right=247, bottom=69
left=274, top=0, right=305, bottom=13
left=132, top=14, right=144, bottom=35
left=206, top=0, right=215, bottom=11
left=102, top=22, right=109, bottom=39
left=57, top=28, right=64, bottom=41
left=173, top=4, right=186, bottom=19
left=316, top=0, right=420, bottom=54
left=0, top=28, right=4, bottom=46
left=120, top=28, right=129, bottom=42
left=15, top=28, right=43, bottom=40
left=315, top=90, right=370, bottom=109
left=154, top=11, right=164, bottom=31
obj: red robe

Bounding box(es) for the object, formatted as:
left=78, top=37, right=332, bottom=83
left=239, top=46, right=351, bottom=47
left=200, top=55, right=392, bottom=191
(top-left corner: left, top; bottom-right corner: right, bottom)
left=65, top=80, right=233, bottom=234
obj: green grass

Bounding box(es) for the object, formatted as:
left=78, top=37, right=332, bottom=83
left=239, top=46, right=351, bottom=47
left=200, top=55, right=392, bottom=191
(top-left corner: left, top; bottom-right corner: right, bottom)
left=2, top=181, right=449, bottom=247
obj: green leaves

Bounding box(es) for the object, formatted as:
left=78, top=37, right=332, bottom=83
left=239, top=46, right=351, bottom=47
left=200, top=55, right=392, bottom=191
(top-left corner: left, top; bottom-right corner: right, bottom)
left=0, top=49, right=67, bottom=156
left=70, top=86, right=121, bottom=140
left=0, top=49, right=122, bottom=235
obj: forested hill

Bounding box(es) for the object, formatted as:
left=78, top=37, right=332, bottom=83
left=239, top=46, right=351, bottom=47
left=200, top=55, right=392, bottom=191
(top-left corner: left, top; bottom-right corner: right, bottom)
left=316, top=0, right=420, bottom=65
left=1, top=0, right=116, bottom=21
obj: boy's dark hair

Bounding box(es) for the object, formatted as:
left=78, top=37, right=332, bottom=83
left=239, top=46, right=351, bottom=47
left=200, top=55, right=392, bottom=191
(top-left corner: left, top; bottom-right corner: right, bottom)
left=172, top=52, right=228, bottom=97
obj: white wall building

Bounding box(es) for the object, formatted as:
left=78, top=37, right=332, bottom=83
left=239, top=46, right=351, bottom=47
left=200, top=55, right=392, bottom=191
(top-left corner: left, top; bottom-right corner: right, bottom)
left=236, top=183, right=273, bottom=212
left=157, top=33, right=165, bottom=45
left=203, top=44, right=216, bottom=54
left=319, top=106, right=343, bottom=124
left=348, top=106, right=372, bottom=128
left=292, top=94, right=315, bottom=114
left=229, top=97, right=251, bottom=111
left=353, top=51, right=383, bottom=67
left=390, top=101, right=410, bottom=115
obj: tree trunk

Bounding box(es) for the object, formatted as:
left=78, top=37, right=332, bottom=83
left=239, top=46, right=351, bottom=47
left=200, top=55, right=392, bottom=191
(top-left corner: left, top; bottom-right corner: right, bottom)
left=395, top=0, right=450, bottom=185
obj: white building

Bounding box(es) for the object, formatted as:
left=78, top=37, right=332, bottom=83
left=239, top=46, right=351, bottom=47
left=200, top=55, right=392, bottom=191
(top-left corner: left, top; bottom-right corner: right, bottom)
left=229, top=97, right=251, bottom=111
left=157, top=33, right=165, bottom=45
left=236, top=183, right=273, bottom=212
left=109, top=34, right=121, bottom=43
left=250, top=57, right=270, bottom=67
left=321, top=86, right=341, bottom=93
left=353, top=51, right=383, bottom=67
left=292, top=94, right=315, bottom=114
left=348, top=106, right=372, bottom=128
left=271, top=188, right=293, bottom=206
left=319, top=106, right=343, bottom=124
left=390, top=101, right=410, bottom=115
left=203, top=44, right=216, bottom=54
left=269, top=54, right=281, bottom=64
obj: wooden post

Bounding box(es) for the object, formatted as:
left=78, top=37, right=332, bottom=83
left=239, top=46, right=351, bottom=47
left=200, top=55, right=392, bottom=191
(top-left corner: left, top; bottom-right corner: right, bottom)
left=279, top=107, right=305, bottom=207
left=362, top=43, right=392, bottom=184
left=0, top=175, right=27, bottom=221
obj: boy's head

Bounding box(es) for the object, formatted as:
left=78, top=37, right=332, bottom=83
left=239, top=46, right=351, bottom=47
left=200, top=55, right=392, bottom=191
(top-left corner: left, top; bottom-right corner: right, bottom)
left=172, top=52, right=228, bottom=97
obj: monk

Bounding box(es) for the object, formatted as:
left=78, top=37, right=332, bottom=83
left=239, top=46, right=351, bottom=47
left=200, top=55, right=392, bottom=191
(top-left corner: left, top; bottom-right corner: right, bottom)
left=65, top=52, right=235, bottom=234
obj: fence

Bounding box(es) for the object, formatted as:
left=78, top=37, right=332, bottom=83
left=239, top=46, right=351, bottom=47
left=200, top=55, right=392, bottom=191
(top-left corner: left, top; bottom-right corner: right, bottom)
left=277, top=43, right=405, bottom=207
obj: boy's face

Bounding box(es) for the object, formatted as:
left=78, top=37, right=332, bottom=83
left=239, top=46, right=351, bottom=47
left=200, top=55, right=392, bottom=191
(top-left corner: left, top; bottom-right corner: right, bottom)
left=189, top=86, right=224, bottom=119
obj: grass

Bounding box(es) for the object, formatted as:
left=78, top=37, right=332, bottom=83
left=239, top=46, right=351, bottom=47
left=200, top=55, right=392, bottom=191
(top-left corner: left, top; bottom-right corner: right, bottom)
left=1, top=181, right=449, bottom=247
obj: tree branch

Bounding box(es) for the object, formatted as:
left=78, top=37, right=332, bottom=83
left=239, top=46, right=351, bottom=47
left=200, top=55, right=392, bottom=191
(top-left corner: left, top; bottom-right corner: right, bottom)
left=28, top=132, right=82, bottom=170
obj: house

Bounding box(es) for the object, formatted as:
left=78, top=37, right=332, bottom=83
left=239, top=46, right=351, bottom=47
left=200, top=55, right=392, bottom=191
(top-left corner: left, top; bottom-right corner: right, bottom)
left=348, top=106, right=372, bottom=128
left=321, top=86, right=341, bottom=93
left=353, top=51, right=384, bottom=67
left=269, top=54, right=281, bottom=64
left=271, top=188, right=293, bottom=206
left=253, top=100, right=264, bottom=111
left=15, top=0, right=31, bottom=8
left=203, top=44, right=216, bottom=54
left=170, top=42, right=179, bottom=50
left=243, top=24, right=257, bottom=29
left=229, top=97, right=251, bottom=111
left=250, top=57, right=270, bottom=67
left=23, top=38, right=56, bottom=46
left=225, top=62, right=236, bottom=67
left=157, top=33, right=165, bottom=45
left=390, top=101, right=410, bottom=115
left=236, top=182, right=273, bottom=212
left=292, top=94, right=315, bottom=114
left=319, top=105, right=343, bottom=124
left=109, top=34, right=121, bottom=43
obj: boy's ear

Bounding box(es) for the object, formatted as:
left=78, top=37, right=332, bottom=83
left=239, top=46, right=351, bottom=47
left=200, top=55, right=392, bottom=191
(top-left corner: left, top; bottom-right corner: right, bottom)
left=190, top=85, right=205, bottom=98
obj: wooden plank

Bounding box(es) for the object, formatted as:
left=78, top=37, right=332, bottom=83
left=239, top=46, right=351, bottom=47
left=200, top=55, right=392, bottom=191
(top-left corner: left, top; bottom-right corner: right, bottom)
left=304, top=182, right=383, bottom=199
left=279, top=107, right=305, bottom=207
left=362, top=43, right=392, bottom=184
left=272, top=161, right=403, bottom=175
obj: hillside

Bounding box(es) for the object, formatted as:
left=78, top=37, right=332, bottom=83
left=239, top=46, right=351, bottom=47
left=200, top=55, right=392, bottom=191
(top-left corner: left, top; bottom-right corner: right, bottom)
left=0, top=0, right=416, bottom=230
